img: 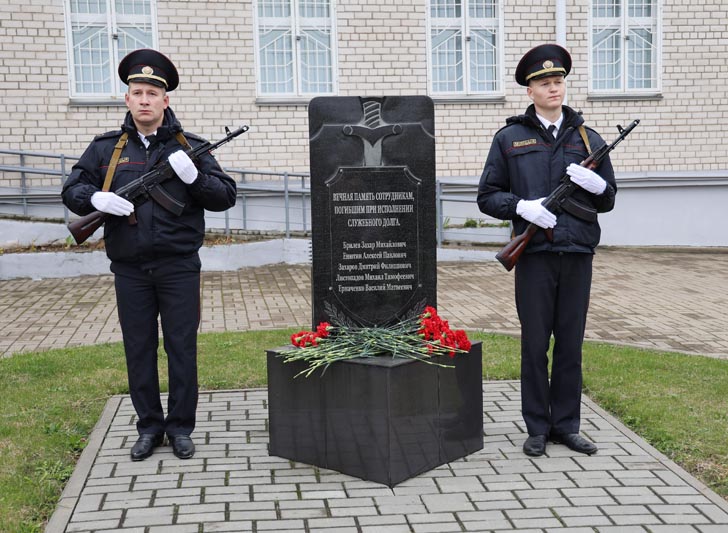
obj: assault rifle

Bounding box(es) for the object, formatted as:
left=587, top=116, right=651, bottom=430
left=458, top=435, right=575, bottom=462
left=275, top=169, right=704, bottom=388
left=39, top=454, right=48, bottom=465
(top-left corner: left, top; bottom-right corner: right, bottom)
left=68, top=125, right=249, bottom=245
left=495, top=119, right=639, bottom=272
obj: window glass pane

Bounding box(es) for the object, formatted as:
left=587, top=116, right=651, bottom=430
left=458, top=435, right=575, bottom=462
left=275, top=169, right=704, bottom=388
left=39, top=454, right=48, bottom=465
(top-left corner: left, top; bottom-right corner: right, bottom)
left=300, top=29, right=332, bottom=93
left=431, top=0, right=461, bottom=19
left=70, top=0, right=106, bottom=15
left=115, top=0, right=151, bottom=16
left=627, top=27, right=654, bottom=88
left=431, top=28, right=463, bottom=92
left=628, top=0, right=652, bottom=18
left=593, top=0, right=621, bottom=18
left=116, top=24, right=154, bottom=89
left=72, top=22, right=112, bottom=94
left=468, top=0, right=495, bottom=19
left=69, top=0, right=156, bottom=96
left=256, top=0, right=334, bottom=96
left=592, top=27, right=621, bottom=90
left=258, top=0, right=291, bottom=18
left=259, top=28, right=294, bottom=94
left=429, top=0, right=501, bottom=95
left=469, top=29, right=497, bottom=92
left=299, top=0, right=329, bottom=18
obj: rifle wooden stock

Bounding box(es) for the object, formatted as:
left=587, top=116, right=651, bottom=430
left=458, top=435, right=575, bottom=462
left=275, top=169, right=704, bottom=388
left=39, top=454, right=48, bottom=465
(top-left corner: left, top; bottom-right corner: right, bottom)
left=67, top=210, right=109, bottom=245
left=495, top=223, right=539, bottom=272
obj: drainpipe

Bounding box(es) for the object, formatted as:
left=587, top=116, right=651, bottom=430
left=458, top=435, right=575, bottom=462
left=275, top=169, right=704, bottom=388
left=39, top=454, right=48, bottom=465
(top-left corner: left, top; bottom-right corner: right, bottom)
left=556, top=0, right=568, bottom=105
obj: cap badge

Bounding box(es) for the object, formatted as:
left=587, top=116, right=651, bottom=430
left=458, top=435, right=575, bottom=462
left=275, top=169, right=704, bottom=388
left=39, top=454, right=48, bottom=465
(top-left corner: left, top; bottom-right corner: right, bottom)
left=543, top=60, right=554, bottom=69
left=142, top=66, right=154, bottom=75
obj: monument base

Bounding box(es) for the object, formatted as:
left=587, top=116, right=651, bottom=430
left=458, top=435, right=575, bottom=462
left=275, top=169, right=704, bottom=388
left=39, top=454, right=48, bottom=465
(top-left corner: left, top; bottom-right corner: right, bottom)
left=266, top=342, right=483, bottom=487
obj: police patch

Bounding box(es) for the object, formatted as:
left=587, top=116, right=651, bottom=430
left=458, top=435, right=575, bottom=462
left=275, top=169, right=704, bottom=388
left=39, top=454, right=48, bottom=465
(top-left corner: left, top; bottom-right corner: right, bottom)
left=512, top=139, right=537, bottom=148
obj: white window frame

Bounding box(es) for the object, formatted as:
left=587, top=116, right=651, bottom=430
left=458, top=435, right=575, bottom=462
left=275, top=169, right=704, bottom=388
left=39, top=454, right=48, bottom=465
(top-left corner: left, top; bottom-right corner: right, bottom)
left=426, top=0, right=505, bottom=100
left=588, top=0, right=662, bottom=96
left=253, top=0, right=338, bottom=102
left=64, top=0, right=158, bottom=102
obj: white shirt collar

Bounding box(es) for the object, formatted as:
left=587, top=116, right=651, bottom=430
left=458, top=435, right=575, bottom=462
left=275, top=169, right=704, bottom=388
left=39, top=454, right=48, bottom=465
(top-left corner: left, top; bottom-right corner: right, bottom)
left=138, top=130, right=157, bottom=149
left=536, top=113, right=563, bottom=135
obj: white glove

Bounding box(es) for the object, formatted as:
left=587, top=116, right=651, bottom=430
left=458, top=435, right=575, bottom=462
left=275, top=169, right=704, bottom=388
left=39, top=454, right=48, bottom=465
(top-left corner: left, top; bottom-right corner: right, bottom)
left=90, top=191, right=134, bottom=216
left=168, top=150, right=198, bottom=184
left=516, top=198, right=557, bottom=229
left=566, top=163, right=607, bottom=195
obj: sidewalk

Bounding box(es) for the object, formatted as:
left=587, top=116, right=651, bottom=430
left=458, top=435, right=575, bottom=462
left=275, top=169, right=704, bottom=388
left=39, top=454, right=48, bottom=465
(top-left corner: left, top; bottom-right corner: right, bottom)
left=3, top=247, right=728, bottom=359
left=48, top=382, right=728, bottom=533
left=3, top=246, right=728, bottom=532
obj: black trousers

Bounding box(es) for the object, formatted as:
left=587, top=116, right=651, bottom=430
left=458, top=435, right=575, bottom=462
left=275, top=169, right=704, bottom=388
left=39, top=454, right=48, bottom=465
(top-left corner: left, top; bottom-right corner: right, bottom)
left=113, top=255, right=201, bottom=437
left=515, top=252, right=592, bottom=436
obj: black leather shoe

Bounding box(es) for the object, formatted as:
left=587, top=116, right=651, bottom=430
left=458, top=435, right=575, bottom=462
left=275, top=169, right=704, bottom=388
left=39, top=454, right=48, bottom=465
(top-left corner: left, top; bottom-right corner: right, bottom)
left=523, top=434, right=547, bottom=456
left=130, top=434, right=164, bottom=461
left=550, top=432, right=597, bottom=455
left=169, top=435, right=195, bottom=459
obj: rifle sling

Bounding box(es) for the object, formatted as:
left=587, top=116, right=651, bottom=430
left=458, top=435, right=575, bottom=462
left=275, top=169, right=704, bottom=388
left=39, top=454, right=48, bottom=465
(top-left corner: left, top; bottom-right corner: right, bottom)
left=102, top=132, right=129, bottom=192
left=175, top=132, right=192, bottom=151
left=578, top=125, right=592, bottom=156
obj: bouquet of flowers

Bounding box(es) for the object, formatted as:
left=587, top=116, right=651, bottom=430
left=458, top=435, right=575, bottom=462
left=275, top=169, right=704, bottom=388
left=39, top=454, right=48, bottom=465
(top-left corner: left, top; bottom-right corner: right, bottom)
left=280, top=306, right=471, bottom=377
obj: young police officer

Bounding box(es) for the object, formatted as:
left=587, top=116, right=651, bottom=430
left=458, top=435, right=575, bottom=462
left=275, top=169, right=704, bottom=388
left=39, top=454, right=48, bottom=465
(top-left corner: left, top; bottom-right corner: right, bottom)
left=62, top=49, right=237, bottom=461
left=477, top=44, right=616, bottom=457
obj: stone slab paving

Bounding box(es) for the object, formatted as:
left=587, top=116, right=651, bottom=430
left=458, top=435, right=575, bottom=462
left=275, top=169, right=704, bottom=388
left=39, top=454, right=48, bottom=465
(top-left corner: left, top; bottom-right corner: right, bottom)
left=2, top=248, right=728, bottom=359
left=4, top=246, right=728, bottom=531
left=47, top=381, right=728, bottom=533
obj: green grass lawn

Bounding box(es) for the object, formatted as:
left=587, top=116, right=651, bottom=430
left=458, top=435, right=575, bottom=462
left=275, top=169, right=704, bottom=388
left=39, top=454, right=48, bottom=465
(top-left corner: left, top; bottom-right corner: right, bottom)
left=1, top=329, right=727, bottom=532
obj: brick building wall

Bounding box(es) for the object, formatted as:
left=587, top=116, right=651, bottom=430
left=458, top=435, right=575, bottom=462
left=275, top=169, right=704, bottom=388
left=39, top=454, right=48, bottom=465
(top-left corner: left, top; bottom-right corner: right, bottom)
left=1, top=0, right=727, bottom=188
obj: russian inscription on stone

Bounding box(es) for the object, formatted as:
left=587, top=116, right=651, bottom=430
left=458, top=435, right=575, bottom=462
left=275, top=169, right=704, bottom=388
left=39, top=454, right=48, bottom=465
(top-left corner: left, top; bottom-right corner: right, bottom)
left=309, top=96, right=436, bottom=327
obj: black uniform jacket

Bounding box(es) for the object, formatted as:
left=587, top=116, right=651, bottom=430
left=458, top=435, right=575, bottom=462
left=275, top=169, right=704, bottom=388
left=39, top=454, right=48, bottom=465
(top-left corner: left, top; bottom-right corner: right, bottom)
left=62, top=108, right=237, bottom=264
left=477, top=105, right=616, bottom=254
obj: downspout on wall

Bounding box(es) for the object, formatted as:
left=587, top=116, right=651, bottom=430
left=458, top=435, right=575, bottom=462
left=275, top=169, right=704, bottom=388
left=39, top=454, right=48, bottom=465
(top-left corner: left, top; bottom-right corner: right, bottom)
left=556, top=0, right=568, bottom=105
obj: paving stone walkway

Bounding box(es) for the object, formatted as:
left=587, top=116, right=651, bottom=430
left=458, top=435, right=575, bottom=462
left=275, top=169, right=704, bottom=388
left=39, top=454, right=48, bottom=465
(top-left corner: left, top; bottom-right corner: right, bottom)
left=48, top=382, right=728, bottom=532
left=2, top=248, right=728, bottom=359
left=3, top=246, right=728, bottom=531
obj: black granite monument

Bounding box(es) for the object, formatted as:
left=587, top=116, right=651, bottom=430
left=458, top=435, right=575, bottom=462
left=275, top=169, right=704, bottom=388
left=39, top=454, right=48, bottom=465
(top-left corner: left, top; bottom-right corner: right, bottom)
left=267, top=96, right=483, bottom=487
left=308, top=96, right=436, bottom=327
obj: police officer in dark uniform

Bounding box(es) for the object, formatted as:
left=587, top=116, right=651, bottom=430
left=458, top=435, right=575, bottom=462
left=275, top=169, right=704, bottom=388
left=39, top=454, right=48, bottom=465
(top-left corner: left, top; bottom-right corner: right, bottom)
left=477, top=44, right=616, bottom=457
left=62, top=49, right=237, bottom=461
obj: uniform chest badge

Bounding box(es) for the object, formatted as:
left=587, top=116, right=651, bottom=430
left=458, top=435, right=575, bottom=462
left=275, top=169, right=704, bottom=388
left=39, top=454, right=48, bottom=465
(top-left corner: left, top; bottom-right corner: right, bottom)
left=512, top=138, right=538, bottom=148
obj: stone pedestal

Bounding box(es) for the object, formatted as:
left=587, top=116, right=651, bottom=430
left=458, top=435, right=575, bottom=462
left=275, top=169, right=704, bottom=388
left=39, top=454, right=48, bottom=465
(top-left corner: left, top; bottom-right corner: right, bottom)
left=267, top=342, right=483, bottom=487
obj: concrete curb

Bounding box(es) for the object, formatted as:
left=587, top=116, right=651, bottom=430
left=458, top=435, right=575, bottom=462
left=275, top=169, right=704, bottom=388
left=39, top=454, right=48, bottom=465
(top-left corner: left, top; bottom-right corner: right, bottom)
left=0, top=239, right=496, bottom=280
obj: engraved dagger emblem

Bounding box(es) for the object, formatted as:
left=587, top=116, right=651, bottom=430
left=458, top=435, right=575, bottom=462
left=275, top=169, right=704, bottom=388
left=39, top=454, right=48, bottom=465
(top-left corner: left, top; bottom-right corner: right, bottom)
left=343, top=98, right=402, bottom=166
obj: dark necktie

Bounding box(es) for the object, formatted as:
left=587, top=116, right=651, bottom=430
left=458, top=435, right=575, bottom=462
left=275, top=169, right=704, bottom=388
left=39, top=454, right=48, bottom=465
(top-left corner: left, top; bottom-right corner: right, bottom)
left=145, top=134, right=157, bottom=147
left=547, top=124, right=557, bottom=138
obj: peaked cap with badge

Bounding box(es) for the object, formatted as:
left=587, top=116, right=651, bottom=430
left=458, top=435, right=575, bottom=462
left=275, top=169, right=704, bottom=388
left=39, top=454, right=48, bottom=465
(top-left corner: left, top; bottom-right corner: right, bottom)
left=118, top=48, right=179, bottom=91
left=515, top=44, right=571, bottom=86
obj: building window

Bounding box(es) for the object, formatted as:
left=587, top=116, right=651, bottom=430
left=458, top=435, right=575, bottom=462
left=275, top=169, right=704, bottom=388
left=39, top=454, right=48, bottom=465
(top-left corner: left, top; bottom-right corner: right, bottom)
left=255, top=0, right=337, bottom=98
left=65, top=0, right=157, bottom=99
left=427, top=0, right=503, bottom=97
left=590, top=0, right=660, bottom=94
